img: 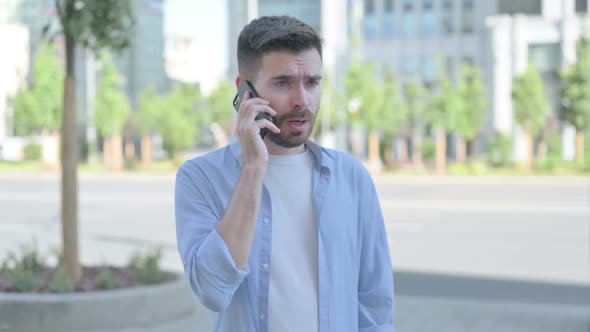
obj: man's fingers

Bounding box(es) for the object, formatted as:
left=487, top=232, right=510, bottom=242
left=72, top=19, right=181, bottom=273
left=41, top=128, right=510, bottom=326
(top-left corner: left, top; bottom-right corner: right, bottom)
left=255, top=119, right=280, bottom=134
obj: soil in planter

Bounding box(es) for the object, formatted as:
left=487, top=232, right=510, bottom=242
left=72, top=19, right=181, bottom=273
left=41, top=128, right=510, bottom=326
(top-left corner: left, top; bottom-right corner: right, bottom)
left=0, top=266, right=177, bottom=293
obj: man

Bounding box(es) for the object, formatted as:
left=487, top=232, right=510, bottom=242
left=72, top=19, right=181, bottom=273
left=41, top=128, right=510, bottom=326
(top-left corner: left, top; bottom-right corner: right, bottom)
left=175, top=16, right=395, bottom=332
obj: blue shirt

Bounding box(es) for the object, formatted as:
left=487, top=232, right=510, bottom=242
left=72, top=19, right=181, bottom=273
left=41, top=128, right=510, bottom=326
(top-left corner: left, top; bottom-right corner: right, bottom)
left=175, top=140, right=395, bottom=332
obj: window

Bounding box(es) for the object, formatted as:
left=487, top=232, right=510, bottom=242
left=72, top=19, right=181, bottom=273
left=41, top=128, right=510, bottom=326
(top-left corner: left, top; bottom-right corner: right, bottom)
left=364, top=0, right=375, bottom=15
left=402, top=13, right=416, bottom=38
left=385, top=0, right=395, bottom=13
left=363, top=15, right=378, bottom=41
left=422, top=0, right=433, bottom=10
left=576, top=0, right=588, bottom=14
left=529, top=43, right=561, bottom=72
left=442, top=0, right=454, bottom=35
left=445, top=56, right=454, bottom=79
left=383, top=13, right=396, bottom=39
left=461, top=0, right=474, bottom=34
left=402, top=0, right=413, bottom=11
left=402, top=57, right=418, bottom=78
left=421, top=5, right=436, bottom=38
left=422, top=56, right=436, bottom=82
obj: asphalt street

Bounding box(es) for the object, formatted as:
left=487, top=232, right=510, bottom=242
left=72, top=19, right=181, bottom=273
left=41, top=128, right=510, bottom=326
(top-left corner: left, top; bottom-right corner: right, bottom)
left=0, top=171, right=588, bottom=331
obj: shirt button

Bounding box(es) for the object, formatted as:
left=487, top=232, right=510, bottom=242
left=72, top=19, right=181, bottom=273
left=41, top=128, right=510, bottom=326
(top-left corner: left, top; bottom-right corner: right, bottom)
left=260, top=314, right=266, bottom=320
left=262, top=263, right=269, bottom=269
left=263, top=218, right=269, bottom=224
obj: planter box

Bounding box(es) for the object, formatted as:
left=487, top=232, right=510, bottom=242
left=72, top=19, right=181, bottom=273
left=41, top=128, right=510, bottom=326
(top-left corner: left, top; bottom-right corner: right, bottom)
left=0, top=274, right=206, bottom=332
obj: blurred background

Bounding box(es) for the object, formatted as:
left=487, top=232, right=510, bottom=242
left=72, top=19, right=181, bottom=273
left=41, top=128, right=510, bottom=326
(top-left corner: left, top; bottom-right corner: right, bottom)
left=0, top=0, right=589, bottom=331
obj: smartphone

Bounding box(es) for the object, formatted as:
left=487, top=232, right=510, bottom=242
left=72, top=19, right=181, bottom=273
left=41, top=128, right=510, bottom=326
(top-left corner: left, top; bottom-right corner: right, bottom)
left=233, top=80, right=273, bottom=139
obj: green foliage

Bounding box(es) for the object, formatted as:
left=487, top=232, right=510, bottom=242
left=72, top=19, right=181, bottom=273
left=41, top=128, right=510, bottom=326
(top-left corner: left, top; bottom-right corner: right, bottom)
left=560, top=33, right=590, bottom=132
left=403, top=82, right=426, bottom=132
left=427, top=73, right=461, bottom=130
left=380, top=68, right=407, bottom=136
left=128, top=248, right=165, bottom=285
left=456, top=65, right=487, bottom=140
left=50, top=268, right=75, bottom=293
left=95, top=268, right=114, bottom=290
left=12, top=43, right=64, bottom=135
left=138, top=88, right=165, bottom=135
left=421, top=138, right=436, bottom=162
left=487, top=132, right=513, bottom=167
left=159, top=84, right=205, bottom=158
left=317, top=73, right=347, bottom=131
left=448, top=161, right=487, bottom=175
left=94, top=52, right=131, bottom=138
left=208, top=81, right=235, bottom=130
left=0, top=242, right=44, bottom=292
left=55, top=0, right=134, bottom=53
left=512, top=64, right=549, bottom=137
left=23, top=144, right=42, bottom=161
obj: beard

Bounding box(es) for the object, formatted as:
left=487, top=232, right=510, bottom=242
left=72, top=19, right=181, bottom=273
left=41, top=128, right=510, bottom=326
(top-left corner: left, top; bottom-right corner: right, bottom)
left=266, top=108, right=317, bottom=148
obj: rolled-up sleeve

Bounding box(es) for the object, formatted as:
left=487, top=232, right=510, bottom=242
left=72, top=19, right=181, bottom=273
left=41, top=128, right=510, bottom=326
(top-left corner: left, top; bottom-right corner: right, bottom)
left=357, top=170, right=395, bottom=331
left=175, top=165, right=249, bottom=312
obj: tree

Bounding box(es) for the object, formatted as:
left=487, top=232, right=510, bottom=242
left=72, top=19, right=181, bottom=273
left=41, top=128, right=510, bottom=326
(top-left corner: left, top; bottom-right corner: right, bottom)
left=317, top=73, right=346, bottom=138
left=345, top=61, right=390, bottom=169
left=12, top=43, right=64, bottom=136
left=403, top=82, right=426, bottom=167
left=54, top=0, right=134, bottom=283
left=159, top=84, right=204, bottom=160
left=512, top=64, right=549, bottom=170
left=560, top=33, right=590, bottom=166
left=380, top=69, right=406, bottom=167
left=207, top=81, right=236, bottom=147
left=427, top=74, right=461, bottom=173
left=455, top=64, right=487, bottom=162
left=94, top=52, right=131, bottom=170
left=138, top=88, right=164, bottom=167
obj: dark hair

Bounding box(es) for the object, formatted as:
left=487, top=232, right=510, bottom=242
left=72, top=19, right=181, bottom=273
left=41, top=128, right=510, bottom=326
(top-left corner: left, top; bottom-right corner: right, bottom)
left=237, top=16, right=323, bottom=81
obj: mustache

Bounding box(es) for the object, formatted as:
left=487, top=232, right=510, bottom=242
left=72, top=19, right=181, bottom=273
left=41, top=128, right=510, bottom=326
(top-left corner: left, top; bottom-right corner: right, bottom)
left=276, top=109, right=314, bottom=121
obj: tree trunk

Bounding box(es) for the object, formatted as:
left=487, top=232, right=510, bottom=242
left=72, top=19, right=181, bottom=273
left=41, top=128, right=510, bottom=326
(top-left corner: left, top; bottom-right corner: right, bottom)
left=412, top=131, right=423, bottom=167
left=398, top=136, right=408, bottom=165
left=124, top=140, right=135, bottom=160
left=111, top=134, right=123, bottom=171
left=103, top=137, right=111, bottom=168
left=141, top=135, right=153, bottom=168
left=525, top=129, right=534, bottom=171
left=537, top=138, right=547, bottom=163
left=576, top=131, right=585, bottom=166
left=435, top=129, right=447, bottom=174
left=368, top=130, right=382, bottom=172
left=456, top=136, right=466, bottom=163
left=61, top=34, right=81, bottom=283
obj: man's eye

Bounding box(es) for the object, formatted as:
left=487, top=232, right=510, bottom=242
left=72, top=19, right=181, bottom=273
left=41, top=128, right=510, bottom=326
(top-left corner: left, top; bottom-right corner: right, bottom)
left=277, top=81, right=290, bottom=87
left=307, top=80, right=320, bottom=87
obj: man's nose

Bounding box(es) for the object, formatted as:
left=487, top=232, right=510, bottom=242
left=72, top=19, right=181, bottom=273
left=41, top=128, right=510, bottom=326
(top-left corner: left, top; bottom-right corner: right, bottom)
left=290, top=83, right=310, bottom=111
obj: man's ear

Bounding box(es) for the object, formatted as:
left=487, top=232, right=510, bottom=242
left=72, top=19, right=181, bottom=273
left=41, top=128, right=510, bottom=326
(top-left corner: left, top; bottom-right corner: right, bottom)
left=235, top=76, right=245, bottom=90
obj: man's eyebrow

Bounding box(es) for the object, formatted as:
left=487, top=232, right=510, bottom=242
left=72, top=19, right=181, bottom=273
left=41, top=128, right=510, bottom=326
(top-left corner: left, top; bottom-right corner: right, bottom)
left=271, top=75, right=323, bottom=81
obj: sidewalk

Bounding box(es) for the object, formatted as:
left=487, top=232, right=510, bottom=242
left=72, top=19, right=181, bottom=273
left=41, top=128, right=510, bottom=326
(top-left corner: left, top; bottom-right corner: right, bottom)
left=143, top=271, right=590, bottom=332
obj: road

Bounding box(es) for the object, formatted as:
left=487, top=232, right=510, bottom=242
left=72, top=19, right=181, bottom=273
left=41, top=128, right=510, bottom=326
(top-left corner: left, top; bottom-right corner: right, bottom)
left=0, top=172, right=589, bottom=331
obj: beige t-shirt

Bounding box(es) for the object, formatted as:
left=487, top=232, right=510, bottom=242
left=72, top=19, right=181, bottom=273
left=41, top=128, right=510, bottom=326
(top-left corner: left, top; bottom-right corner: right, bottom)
left=265, top=148, right=319, bottom=332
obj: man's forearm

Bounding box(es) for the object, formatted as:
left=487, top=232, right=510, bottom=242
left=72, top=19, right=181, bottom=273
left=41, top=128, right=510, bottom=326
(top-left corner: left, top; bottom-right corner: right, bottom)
left=216, top=163, right=265, bottom=270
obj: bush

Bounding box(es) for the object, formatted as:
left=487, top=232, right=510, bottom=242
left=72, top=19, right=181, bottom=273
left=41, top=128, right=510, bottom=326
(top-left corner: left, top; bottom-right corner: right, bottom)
left=50, top=268, right=75, bottom=293
left=23, top=143, right=41, bottom=161
left=128, top=248, right=165, bottom=285
left=1, top=242, right=44, bottom=292
left=487, top=133, right=513, bottom=167
left=96, top=268, right=115, bottom=290
left=420, top=138, right=435, bottom=163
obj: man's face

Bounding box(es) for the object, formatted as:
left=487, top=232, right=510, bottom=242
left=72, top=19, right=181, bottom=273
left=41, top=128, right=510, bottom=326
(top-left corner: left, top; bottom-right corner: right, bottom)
left=253, top=48, right=322, bottom=149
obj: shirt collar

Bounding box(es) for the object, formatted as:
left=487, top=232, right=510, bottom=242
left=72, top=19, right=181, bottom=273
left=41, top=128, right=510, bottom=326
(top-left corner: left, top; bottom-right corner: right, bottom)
left=229, top=139, right=335, bottom=171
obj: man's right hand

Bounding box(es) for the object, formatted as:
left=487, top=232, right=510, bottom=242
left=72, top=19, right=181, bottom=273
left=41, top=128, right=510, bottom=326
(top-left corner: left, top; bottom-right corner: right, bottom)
left=234, top=91, right=280, bottom=169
